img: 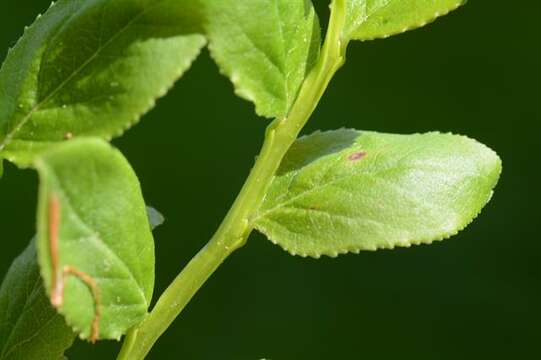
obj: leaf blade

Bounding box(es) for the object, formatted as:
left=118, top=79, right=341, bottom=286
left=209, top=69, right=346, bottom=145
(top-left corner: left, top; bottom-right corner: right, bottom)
left=146, top=206, right=165, bottom=230
left=254, top=129, right=501, bottom=258
left=0, top=240, right=75, bottom=360
left=204, top=0, right=321, bottom=118
left=0, top=0, right=206, bottom=166
left=35, top=138, right=155, bottom=340
left=344, top=0, right=466, bottom=41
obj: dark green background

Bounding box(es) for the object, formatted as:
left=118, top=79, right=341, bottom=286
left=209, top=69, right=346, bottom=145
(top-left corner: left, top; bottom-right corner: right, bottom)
left=1, top=1, right=538, bottom=359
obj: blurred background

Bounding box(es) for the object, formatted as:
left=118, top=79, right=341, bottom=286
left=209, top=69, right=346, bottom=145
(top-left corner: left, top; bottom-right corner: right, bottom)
left=1, top=0, right=539, bottom=359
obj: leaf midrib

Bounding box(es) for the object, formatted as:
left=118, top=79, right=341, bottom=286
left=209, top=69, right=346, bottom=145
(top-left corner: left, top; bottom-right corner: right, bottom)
left=255, top=164, right=451, bottom=226
left=272, top=0, right=289, bottom=104
left=253, top=143, right=464, bottom=223
left=2, top=310, right=59, bottom=359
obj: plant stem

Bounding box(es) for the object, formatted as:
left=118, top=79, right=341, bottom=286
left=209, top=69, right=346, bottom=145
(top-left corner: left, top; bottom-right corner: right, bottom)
left=117, top=1, right=347, bottom=359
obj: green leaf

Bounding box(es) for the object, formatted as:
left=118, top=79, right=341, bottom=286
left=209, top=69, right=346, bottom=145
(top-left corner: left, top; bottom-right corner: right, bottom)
left=0, top=0, right=206, bottom=167
left=344, top=0, right=466, bottom=41
left=204, top=0, right=321, bottom=118
left=146, top=206, right=165, bottom=230
left=35, top=138, right=155, bottom=341
left=254, top=129, right=502, bottom=258
left=0, top=240, right=75, bottom=359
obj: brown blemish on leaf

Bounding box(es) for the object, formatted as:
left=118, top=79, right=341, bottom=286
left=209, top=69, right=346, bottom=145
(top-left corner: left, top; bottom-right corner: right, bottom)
left=63, top=266, right=101, bottom=343
left=48, top=194, right=101, bottom=343
left=348, top=151, right=367, bottom=161
left=49, top=194, right=62, bottom=308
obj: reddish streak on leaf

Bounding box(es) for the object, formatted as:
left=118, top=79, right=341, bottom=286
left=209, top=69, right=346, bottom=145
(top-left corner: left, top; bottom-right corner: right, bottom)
left=63, top=266, right=102, bottom=343
left=49, top=194, right=63, bottom=308
left=348, top=151, right=367, bottom=161
left=48, top=194, right=101, bottom=342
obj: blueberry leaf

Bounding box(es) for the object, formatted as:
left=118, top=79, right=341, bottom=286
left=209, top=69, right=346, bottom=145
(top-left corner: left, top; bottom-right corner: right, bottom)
left=146, top=206, right=165, bottom=230
left=0, top=239, right=75, bottom=359
left=0, top=0, right=206, bottom=167
left=344, top=0, right=466, bottom=41
left=204, top=0, right=321, bottom=118
left=35, top=138, right=155, bottom=341
left=254, top=129, right=501, bottom=258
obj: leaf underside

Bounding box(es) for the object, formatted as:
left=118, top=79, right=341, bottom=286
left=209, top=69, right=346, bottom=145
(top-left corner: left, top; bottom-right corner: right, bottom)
left=0, top=240, right=75, bottom=360
left=345, top=0, right=467, bottom=41
left=0, top=0, right=206, bottom=167
left=254, top=129, right=501, bottom=258
left=147, top=206, right=165, bottom=230
left=204, top=0, right=321, bottom=118
left=35, top=138, right=155, bottom=340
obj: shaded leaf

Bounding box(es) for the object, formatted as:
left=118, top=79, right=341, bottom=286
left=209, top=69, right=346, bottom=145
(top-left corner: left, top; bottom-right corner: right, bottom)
left=254, top=129, right=501, bottom=258
left=0, top=0, right=206, bottom=167
left=344, top=0, right=466, bottom=41
left=146, top=206, right=165, bottom=230
left=35, top=138, right=155, bottom=340
left=204, top=0, right=321, bottom=118
left=0, top=240, right=75, bottom=359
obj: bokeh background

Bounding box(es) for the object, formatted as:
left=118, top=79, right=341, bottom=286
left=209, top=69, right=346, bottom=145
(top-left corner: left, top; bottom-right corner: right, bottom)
left=1, top=1, right=539, bottom=359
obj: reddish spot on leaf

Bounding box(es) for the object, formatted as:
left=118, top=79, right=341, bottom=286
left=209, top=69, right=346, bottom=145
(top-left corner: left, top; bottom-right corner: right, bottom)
left=348, top=151, right=367, bottom=161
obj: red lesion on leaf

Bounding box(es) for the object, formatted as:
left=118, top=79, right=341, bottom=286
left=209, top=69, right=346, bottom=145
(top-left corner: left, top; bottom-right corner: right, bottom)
left=348, top=151, right=367, bottom=161
left=48, top=194, right=101, bottom=343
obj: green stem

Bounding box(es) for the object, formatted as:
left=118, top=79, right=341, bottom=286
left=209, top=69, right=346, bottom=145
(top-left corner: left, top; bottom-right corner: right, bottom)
left=117, top=1, right=347, bottom=359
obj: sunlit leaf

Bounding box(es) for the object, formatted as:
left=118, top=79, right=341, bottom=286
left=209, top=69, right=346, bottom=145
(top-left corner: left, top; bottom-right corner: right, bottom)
left=204, top=0, right=321, bottom=118
left=0, top=0, right=206, bottom=167
left=344, top=0, right=466, bottom=41
left=255, top=129, right=501, bottom=258
left=35, top=138, right=155, bottom=340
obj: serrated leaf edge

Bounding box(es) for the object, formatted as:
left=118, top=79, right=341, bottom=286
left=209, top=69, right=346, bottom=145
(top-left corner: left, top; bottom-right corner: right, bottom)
left=34, top=139, right=153, bottom=341
left=256, top=188, right=496, bottom=259
left=254, top=128, right=502, bottom=259
left=349, top=0, right=467, bottom=42
left=0, top=1, right=206, bottom=164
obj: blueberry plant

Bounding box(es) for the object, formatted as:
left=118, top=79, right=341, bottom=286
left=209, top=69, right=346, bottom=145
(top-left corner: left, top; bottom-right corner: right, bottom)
left=0, top=0, right=501, bottom=359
